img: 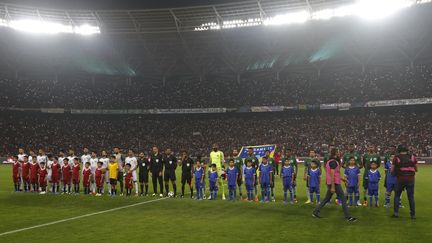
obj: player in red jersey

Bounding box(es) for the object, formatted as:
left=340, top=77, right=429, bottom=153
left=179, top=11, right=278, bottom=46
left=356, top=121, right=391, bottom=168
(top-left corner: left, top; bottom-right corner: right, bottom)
left=38, top=162, right=48, bottom=194
left=29, top=157, right=40, bottom=192
left=62, top=158, right=72, bottom=194
left=95, top=161, right=105, bottom=196
left=11, top=155, right=21, bottom=192
left=72, top=158, right=81, bottom=194
left=125, top=163, right=133, bottom=196
left=22, top=156, right=31, bottom=192
left=82, top=162, right=92, bottom=195
left=51, top=157, right=61, bottom=194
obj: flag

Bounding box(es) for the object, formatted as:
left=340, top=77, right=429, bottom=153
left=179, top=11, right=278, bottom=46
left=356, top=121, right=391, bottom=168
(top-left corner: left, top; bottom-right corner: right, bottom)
left=239, top=144, right=277, bottom=160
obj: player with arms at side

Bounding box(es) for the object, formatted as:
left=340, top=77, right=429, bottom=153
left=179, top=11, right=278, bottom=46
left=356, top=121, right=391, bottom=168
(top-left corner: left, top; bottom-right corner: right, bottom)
left=181, top=150, right=194, bottom=199
left=362, top=144, right=381, bottom=206
left=232, top=149, right=243, bottom=200
left=113, top=147, right=125, bottom=196
left=89, top=151, right=99, bottom=195
left=150, top=146, right=164, bottom=197
left=82, top=162, right=92, bottom=195
left=282, top=149, right=298, bottom=203
left=266, top=150, right=276, bottom=202
left=245, top=147, right=259, bottom=202
left=125, top=149, right=139, bottom=196
left=210, top=144, right=225, bottom=200
left=303, top=149, right=320, bottom=204
left=12, top=155, right=21, bottom=192
left=138, top=152, right=150, bottom=196
left=99, top=151, right=110, bottom=194
left=163, top=148, right=178, bottom=197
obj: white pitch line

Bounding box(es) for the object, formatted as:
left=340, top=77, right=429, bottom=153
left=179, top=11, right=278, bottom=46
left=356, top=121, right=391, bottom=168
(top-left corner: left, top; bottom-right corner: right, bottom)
left=0, top=197, right=168, bottom=237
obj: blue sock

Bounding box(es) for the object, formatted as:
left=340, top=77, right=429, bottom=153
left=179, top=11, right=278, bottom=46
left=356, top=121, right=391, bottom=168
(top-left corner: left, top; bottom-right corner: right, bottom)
left=290, top=191, right=293, bottom=202
left=309, top=193, right=313, bottom=202
left=233, top=189, right=236, bottom=201
left=355, top=193, right=359, bottom=204
left=375, top=195, right=378, bottom=206
left=385, top=192, right=390, bottom=204
left=369, top=196, right=373, bottom=207
left=317, top=193, right=320, bottom=203
left=349, top=195, right=353, bottom=205
left=284, top=191, right=287, bottom=202
left=261, top=189, right=265, bottom=202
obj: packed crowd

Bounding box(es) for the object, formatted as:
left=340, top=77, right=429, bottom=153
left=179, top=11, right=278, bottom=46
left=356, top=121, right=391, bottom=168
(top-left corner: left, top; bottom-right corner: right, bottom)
left=1, top=64, right=432, bottom=109
left=1, top=107, right=431, bottom=157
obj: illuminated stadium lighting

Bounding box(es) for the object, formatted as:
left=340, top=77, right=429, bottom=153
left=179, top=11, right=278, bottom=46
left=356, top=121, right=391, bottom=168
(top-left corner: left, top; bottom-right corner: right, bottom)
left=0, top=18, right=101, bottom=35
left=355, top=0, right=415, bottom=20
left=263, top=11, right=310, bottom=26
left=194, top=0, right=426, bottom=31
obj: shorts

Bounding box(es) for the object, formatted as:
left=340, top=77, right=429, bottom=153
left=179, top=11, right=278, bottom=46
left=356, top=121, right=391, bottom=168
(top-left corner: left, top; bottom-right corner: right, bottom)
left=30, top=177, right=38, bottom=184
left=209, top=181, right=218, bottom=191
left=22, top=176, right=30, bottom=183
left=181, top=174, right=192, bottom=184
left=117, top=171, right=123, bottom=182
left=62, top=179, right=70, bottom=185
left=164, top=170, right=176, bottom=182
left=195, top=181, right=202, bottom=189
left=347, top=185, right=359, bottom=194
left=283, top=179, right=292, bottom=192
left=228, top=184, right=236, bottom=190
left=131, top=171, right=137, bottom=182
left=13, top=176, right=21, bottom=183
left=368, top=188, right=378, bottom=196
left=139, top=171, right=149, bottom=183
left=39, top=181, right=47, bottom=187
left=110, top=179, right=117, bottom=185
left=309, top=186, right=320, bottom=194
left=245, top=183, right=254, bottom=191
left=386, top=182, right=396, bottom=193
left=261, top=182, right=270, bottom=189
left=72, top=178, right=80, bottom=184
left=83, top=181, right=91, bottom=188
left=51, top=176, right=59, bottom=184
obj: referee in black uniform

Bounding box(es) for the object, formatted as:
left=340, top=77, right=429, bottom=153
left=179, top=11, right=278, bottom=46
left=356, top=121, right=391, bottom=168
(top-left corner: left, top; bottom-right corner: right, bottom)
left=163, top=148, right=178, bottom=197
left=150, top=146, right=164, bottom=197
left=181, top=150, right=194, bottom=199
left=138, top=152, right=150, bottom=196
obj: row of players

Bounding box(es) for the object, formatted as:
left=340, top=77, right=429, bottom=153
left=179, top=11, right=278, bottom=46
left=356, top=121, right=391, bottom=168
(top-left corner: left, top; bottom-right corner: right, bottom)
left=11, top=144, right=397, bottom=206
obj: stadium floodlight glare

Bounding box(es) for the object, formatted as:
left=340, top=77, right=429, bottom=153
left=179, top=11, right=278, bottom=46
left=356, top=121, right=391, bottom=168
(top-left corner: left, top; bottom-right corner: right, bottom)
left=0, top=18, right=101, bottom=35
left=74, top=24, right=101, bottom=35
left=194, top=0, right=427, bottom=31
left=263, top=11, right=310, bottom=26
left=355, top=0, right=415, bottom=20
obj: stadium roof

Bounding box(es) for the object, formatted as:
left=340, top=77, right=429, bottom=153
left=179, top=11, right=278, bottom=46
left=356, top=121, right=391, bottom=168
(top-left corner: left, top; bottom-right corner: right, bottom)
left=0, top=0, right=353, bottom=34
left=0, top=0, right=432, bottom=79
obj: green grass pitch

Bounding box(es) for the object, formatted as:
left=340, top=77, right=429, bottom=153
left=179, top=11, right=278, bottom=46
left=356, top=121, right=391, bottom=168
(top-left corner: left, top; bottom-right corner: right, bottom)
left=0, top=164, right=431, bottom=242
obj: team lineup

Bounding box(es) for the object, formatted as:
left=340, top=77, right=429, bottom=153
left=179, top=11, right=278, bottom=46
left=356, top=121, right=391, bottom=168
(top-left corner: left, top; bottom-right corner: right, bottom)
left=10, top=143, right=417, bottom=221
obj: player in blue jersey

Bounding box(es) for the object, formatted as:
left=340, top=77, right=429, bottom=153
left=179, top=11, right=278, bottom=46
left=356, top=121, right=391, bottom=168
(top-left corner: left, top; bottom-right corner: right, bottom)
left=281, top=159, right=294, bottom=204
left=384, top=154, right=398, bottom=208
left=259, top=157, right=273, bottom=203
left=208, top=164, right=219, bottom=200
left=193, top=161, right=205, bottom=200
left=344, top=157, right=362, bottom=206
left=225, top=159, right=238, bottom=201
left=367, top=161, right=381, bottom=207
left=243, top=159, right=256, bottom=202
left=308, top=161, right=321, bottom=204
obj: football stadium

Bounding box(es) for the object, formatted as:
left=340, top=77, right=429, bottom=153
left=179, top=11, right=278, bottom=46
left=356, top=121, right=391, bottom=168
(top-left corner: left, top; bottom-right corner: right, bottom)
left=0, top=0, right=432, bottom=242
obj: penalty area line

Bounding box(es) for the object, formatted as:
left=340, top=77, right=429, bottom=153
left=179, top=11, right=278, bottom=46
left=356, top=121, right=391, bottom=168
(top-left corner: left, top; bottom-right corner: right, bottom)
left=0, top=197, right=168, bottom=237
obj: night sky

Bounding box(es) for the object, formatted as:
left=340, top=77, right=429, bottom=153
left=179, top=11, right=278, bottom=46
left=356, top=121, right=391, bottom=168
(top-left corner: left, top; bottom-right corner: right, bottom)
left=2, top=0, right=235, bottom=10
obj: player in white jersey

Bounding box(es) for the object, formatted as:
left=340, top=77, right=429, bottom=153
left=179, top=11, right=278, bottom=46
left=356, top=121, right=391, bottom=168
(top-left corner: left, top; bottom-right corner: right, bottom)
left=89, top=151, right=99, bottom=194
left=99, top=150, right=110, bottom=194
left=81, top=148, right=91, bottom=166
left=58, top=150, right=65, bottom=167
left=46, top=155, right=54, bottom=192
left=67, top=149, right=77, bottom=168
left=18, top=148, right=27, bottom=162
left=28, top=150, right=36, bottom=166
left=125, top=149, right=139, bottom=195
left=37, top=149, right=48, bottom=165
